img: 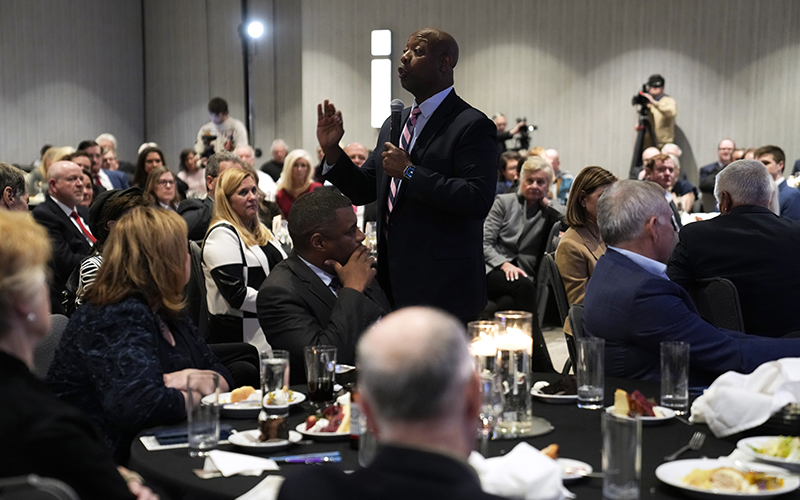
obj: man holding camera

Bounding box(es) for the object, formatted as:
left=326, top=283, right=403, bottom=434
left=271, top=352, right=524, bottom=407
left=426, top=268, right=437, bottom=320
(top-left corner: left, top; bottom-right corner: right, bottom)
left=638, top=74, right=677, bottom=149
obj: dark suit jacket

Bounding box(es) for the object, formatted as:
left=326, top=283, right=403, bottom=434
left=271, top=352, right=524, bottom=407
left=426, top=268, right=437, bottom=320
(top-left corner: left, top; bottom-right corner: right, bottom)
left=778, top=181, right=800, bottom=221
left=278, top=445, right=504, bottom=500
left=584, top=248, right=800, bottom=384
left=178, top=196, right=214, bottom=241
left=698, top=161, right=721, bottom=193
left=667, top=205, right=800, bottom=337
left=256, top=253, right=390, bottom=384
left=32, top=196, right=93, bottom=309
left=103, top=169, right=130, bottom=189
left=324, top=90, right=497, bottom=320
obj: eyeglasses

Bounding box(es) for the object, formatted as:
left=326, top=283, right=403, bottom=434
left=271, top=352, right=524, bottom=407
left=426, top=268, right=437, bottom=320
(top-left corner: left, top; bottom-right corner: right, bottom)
left=157, top=179, right=175, bottom=186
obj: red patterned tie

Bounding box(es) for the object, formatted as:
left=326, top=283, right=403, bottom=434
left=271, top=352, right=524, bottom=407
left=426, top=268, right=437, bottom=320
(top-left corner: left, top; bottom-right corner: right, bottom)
left=71, top=211, right=96, bottom=244
left=387, top=106, right=421, bottom=218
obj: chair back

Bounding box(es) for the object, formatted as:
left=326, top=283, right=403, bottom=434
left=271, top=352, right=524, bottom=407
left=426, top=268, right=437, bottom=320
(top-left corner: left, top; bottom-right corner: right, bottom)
left=543, top=252, right=570, bottom=325
left=688, top=277, right=745, bottom=332
left=0, top=475, right=78, bottom=500
left=568, top=304, right=585, bottom=340
left=32, top=314, right=68, bottom=379
left=185, top=240, right=210, bottom=338
left=545, top=220, right=567, bottom=254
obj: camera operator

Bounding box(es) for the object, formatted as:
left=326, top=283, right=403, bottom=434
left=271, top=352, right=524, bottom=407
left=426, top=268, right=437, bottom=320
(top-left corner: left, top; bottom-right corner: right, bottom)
left=638, top=74, right=676, bottom=149
left=493, top=113, right=526, bottom=157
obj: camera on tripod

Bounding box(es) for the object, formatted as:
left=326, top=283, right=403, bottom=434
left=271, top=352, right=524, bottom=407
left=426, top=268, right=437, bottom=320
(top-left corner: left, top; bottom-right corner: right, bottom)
left=631, top=84, right=650, bottom=108
left=515, top=117, right=538, bottom=151
left=200, top=134, right=217, bottom=159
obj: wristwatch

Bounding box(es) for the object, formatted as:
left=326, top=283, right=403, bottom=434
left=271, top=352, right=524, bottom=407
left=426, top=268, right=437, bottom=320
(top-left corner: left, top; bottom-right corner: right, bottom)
left=403, top=165, right=415, bottom=180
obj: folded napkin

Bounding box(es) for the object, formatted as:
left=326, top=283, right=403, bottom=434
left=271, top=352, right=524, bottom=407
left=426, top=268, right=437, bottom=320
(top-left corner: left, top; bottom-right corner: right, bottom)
left=203, top=450, right=280, bottom=477
left=236, top=476, right=285, bottom=500
left=690, top=358, right=800, bottom=437
left=469, top=442, right=570, bottom=500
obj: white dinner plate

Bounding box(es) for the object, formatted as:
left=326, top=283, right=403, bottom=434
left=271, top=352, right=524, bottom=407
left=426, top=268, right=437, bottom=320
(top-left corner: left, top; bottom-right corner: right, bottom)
left=655, top=458, right=799, bottom=499
left=558, top=458, right=593, bottom=483
left=605, top=405, right=676, bottom=425
left=532, top=381, right=578, bottom=404
left=202, top=390, right=306, bottom=418
left=295, top=422, right=349, bottom=441
left=737, top=437, right=800, bottom=472
left=229, top=429, right=302, bottom=451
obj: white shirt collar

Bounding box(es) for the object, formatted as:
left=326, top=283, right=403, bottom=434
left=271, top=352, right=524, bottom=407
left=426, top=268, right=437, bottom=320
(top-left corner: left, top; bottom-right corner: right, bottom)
left=608, top=246, right=669, bottom=280
left=776, top=176, right=786, bottom=186
left=297, top=255, right=336, bottom=288
left=52, top=196, right=77, bottom=216
left=413, top=86, right=453, bottom=119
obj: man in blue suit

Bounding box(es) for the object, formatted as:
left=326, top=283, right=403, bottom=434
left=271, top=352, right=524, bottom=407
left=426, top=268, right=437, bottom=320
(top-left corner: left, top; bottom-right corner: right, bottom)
left=77, top=140, right=130, bottom=190
left=583, top=180, right=800, bottom=384
left=755, top=145, right=800, bottom=221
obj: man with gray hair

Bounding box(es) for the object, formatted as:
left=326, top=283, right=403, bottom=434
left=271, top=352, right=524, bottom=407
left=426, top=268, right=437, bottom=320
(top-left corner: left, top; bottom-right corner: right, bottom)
left=667, top=160, right=800, bottom=337
left=178, top=151, right=243, bottom=241
left=259, top=139, right=288, bottom=182
left=277, top=306, right=502, bottom=500
left=584, top=179, right=800, bottom=383
left=0, top=162, right=29, bottom=211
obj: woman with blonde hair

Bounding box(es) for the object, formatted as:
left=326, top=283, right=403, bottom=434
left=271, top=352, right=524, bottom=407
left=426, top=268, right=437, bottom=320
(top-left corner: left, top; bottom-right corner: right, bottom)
left=27, top=146, right=74, bottom=196
left=47, top=207, right=232, bottom=462
left=203, top=168, right=286, bottom=351
left=275, top=149, right=321, bottom=217
left=144, top=166, right=180, bottom=211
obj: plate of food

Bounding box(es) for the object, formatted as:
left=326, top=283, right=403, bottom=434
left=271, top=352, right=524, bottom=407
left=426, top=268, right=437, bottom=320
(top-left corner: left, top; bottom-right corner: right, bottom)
left=229, top=429, right=303, bottom=452
left=202, top=386, right=306, bottom=418
left=737, top=436, right=800, bottom=472
left=558, top=458, right=594, bottom=482
left=606, top=389, right=675, bottom=425
left=296, top=394, right=351, bottom=441
left=532, top=376, right=578, bottom=404
left=655, top=458, right=798, bottom=499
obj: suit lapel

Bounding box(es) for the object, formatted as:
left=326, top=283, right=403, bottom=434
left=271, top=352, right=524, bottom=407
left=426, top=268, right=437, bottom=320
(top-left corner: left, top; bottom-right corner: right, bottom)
left=46, top=197, right=89, bottom=248
left=286, top=254, right=337, bottom=310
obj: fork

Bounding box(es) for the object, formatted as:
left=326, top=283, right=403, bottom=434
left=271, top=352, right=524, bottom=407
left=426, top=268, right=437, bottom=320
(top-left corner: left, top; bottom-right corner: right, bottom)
left=664, top=432, right=706, bottom=461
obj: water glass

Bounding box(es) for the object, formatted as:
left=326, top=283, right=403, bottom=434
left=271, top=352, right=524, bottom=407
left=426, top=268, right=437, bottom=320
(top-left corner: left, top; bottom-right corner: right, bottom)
left=478, top=372, right=504, bottom=454
left=602, top=411, right=642, bottom=500
left=576, top=337, right=605, bottom=409
left=364, top=221, right=378, bottom=257
left=660, top=341, right=689, bottom=415
left=259, top=350, right=290, bottom=441
left=304, top=345, right=337, bottom=408
left=187, top=372, right=220, bottom=457
left=493, top=311, right=533, bottom=437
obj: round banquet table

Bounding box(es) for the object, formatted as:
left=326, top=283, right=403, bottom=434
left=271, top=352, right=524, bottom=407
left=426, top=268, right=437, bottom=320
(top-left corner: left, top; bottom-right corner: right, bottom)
left=128, top=376, right=796, bottom=500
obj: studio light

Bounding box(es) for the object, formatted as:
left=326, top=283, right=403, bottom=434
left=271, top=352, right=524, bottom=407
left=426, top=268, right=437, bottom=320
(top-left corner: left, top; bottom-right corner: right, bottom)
left=247, top=21, right=263, bottom=39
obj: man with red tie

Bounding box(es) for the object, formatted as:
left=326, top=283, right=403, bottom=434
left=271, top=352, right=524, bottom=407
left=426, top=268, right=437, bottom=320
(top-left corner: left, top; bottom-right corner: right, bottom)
left=32, top=161, right=95, bottom=314
left=317, top=28, right=497, bottom=322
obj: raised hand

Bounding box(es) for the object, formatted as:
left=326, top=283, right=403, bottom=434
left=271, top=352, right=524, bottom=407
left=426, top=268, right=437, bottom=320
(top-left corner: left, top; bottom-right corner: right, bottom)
left=317, top=100, right=345, bottom=163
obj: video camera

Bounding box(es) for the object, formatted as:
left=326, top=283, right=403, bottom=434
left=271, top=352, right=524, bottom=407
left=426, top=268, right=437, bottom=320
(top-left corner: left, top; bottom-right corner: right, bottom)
left=631, top=84, right=650, bottom=108
left=515, top=117, right=538, bottom=151
left=200, top=134, right=217, bottom=159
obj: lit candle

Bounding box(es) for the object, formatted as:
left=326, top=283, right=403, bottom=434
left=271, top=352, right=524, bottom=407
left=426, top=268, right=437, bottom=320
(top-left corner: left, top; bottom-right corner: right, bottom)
left=470, top=337, right=497, bottom=356
left=495, top=327, right=532, bottom=354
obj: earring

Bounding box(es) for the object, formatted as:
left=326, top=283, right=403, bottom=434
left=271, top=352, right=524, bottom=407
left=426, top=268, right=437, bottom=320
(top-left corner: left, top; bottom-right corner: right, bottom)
left=26, top=313, right=36, bottom=322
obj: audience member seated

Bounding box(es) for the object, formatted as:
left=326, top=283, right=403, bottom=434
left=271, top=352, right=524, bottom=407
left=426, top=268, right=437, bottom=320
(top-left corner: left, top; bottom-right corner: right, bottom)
left=27, top=146, right=71, bottom=196
left=132, top=146, right=166, bottom=189
left=178, top=151, right=242, bottom=241
left=584, top=180, right=800, bottom=384
left=755, top=145, right=800, bottom=220
left=555, top=166, right=616, bottom=334
left=342, top=142, right=377, bottom=230
left=0, top=211, right=157, bottom=500
left=275, top=149, right=322, bottom=218
left=177, top=148, right=206, bottom=198
left=666, top=154, right=696, bottom=213
left=260, top=139, right=288, bottom=182
left=144, top=166, right=179, bottom=211
left=699, top=139, right=735, bottom=197
left=667, top=160, right=800, bottom=337
left=78, top=168, right=96, bottom=207
left=257, top=190, right=389, bottom=384
left=643, top=153, right=682, bottom=229
left=67, top=151, right=105, bottom=205
left=545, top=149, right=572, bottom=203
left=483, top=155, right=564, bottom=314
left=0, top=162, right=29, bottom=210
left=97, top=132, right=136, bottom=179
left=47, top=207, right=232, bottom=462
left=32, top=161, right=95, bottom=314
left=495, top=151, right=520, bottom=197
left=278, top=307, right=503, bottom=500
left=203, top=168, right=287, bottom=351
left=235, top=144, right=278, bottom=201
left=78, top=140, right=129, bottom=190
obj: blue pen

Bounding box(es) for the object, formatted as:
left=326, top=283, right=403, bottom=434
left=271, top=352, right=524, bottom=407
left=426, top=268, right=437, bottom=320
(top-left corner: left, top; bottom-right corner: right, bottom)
left=271, top=451, right=341, bottom=462
left=285, top=456, right=342, bottom=464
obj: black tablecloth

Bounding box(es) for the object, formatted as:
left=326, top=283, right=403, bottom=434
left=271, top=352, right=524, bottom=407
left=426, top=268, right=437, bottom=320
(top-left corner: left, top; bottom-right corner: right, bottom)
left=128, top=377, right=797, bottom=500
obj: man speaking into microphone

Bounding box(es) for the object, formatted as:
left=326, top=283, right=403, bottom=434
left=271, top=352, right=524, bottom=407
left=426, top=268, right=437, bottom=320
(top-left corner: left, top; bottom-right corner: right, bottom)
left=317, top=28, right=497, bottom=322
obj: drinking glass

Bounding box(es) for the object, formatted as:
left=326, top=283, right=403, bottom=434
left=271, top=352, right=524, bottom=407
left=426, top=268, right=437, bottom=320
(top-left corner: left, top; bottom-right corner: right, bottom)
left=259, top=350, right=291, bottom=441
left=660, top=341, right=689, bottom=415
left=576, top=337, right=605, bottom=409
left=478, top=371, right=504, bottom=455
left=187, top=372, right=220, bottom=457
left=602, top=411, right=642, bottom=500
left=304, top=345, right=337, bottom=409
left=364, top=222, right=378, bottom=258
left=493, top=311, right=533, bottom=437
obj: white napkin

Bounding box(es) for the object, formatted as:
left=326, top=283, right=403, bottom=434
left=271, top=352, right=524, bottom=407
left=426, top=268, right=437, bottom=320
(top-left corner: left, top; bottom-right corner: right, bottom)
left=469, top=442, right=570, bottom=500
left=689, top=358, right=800, bottom=437
left=236, top=476, right=285, bottom=500
left=204, top=450, right=280, bottom=477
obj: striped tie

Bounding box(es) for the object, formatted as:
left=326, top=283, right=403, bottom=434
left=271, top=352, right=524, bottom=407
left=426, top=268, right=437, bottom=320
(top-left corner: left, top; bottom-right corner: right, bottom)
left=387, top=106, right=421, bottom=219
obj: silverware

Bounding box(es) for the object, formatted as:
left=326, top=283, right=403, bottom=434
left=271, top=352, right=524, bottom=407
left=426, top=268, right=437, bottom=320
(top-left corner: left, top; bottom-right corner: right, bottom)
left=664, top=431, right=706, bottom=461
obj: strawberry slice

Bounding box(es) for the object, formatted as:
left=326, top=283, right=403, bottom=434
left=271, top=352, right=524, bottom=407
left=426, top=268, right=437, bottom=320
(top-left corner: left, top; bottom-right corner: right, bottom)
left=305, top=415, right=317, bottom=430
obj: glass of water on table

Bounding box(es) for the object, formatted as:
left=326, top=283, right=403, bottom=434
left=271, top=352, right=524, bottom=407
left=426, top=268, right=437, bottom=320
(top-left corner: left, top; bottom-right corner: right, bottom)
left=304, top=345, right=337, bottom=409
left=576, top=337, right=605, bottom=409
left=186, top=372, right=220, bottom=457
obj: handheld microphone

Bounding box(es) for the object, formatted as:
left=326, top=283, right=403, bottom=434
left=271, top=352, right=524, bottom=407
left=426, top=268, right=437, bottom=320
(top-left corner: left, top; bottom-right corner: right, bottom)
left=390, top=99, right=404, bottom=147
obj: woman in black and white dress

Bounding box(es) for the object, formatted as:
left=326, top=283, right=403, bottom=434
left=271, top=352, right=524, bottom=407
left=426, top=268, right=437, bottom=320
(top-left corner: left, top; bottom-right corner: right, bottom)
left=203, top=168, right=286, bottom=352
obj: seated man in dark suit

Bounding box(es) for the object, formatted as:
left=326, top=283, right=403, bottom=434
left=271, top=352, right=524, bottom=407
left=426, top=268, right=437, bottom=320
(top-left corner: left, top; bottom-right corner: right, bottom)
left=278, top=307, right=503, bottom=500
left=32, top=161, right=95, bottom=314
left=178, top=151, right=242, bottom=241
left=257, top=189, right=389, bottom=384
left=77, top=140, right=130, bottom=190
left=584, top=180, right=800, bottom=384
left=698, top=139, right=735, bottom=200
left=668, top=160, right=800, bottom=337
left=755, top=145, right=800, bottom=221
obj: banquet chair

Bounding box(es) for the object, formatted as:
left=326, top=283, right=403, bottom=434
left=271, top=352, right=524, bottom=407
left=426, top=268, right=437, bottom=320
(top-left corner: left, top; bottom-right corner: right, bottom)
left=565, top=304, right=583, bottom=374
left=32, top=314, right=68, bottom=379
left=185, top=240, right=210, bottom=339
left=541, top=252, right=573, bottom=375
left=0, top=475, right=78, bottom=500
left=535, top=221, right=568, bottom=328
left=688, top=277, right=745, bottom=332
